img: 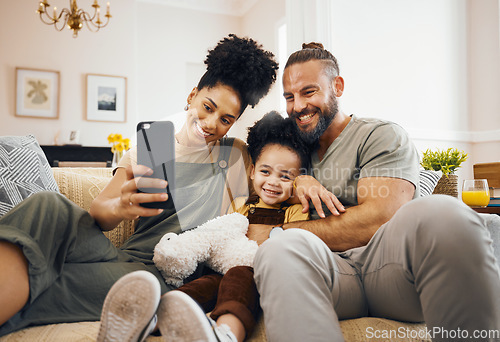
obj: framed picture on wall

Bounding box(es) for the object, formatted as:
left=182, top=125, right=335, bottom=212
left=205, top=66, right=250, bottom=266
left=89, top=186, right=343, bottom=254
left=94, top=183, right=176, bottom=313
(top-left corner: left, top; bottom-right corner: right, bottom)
left=15, top=67, right=60, bottom=119
left=86, top=74, right=127, bottom=122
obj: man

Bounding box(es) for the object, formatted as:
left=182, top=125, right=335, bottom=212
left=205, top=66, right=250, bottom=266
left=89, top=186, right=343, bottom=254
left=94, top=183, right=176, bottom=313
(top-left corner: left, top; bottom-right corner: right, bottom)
left=251, top=43, right=500, bottom=342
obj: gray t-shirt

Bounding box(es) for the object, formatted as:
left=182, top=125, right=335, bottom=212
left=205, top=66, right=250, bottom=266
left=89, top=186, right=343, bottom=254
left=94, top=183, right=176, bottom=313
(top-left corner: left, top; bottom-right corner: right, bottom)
left=310, top=115, right=419, bottom=219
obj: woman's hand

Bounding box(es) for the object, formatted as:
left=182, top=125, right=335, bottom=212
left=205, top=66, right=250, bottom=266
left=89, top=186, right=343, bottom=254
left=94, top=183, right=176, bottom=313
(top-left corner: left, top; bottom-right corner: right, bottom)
left=293, top=175, right=345, bottom=218
left=91, top=160, right=170, bottom=231
left=118, top=165, right=169, bottom=220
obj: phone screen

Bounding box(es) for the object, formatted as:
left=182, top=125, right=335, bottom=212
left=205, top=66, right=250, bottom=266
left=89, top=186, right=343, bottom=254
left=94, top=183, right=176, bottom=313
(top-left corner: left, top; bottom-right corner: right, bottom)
left=136, top=121, right=175, bottom=209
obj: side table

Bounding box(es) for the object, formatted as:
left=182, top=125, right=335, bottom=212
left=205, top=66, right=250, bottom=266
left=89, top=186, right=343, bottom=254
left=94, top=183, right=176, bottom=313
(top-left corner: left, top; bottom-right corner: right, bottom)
left=473, top=206, right=500, bottom=215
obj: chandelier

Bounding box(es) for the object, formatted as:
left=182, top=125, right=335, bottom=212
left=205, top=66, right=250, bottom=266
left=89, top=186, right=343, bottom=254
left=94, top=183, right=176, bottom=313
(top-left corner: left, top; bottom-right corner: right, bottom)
left=36, top=0, right=111, bottom=38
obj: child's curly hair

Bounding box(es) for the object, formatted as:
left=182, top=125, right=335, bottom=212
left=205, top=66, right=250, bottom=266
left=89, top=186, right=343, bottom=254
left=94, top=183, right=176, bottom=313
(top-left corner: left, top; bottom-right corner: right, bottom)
left=247, top=111, right=310, bottom=169
left=197, top=34, right=279, bottom=115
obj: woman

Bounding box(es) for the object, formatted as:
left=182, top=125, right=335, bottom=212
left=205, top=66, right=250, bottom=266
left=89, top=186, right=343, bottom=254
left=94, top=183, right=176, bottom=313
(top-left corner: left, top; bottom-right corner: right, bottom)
left=0, top=34, right=278, bottom=337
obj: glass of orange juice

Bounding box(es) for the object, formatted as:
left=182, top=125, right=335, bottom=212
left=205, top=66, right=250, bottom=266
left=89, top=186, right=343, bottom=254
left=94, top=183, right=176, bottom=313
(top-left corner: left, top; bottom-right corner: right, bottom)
left=462, top=179, right=490, bottom=207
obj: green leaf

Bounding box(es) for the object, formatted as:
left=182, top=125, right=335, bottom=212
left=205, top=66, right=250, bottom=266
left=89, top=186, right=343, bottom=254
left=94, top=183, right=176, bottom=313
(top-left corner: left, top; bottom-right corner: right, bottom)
left=420, top=148, right=468, bottom=175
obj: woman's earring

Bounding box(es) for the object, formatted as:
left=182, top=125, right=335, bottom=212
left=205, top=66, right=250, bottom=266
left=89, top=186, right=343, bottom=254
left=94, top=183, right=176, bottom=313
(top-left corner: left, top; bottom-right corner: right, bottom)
left=184, top=104, right=190, bottom=111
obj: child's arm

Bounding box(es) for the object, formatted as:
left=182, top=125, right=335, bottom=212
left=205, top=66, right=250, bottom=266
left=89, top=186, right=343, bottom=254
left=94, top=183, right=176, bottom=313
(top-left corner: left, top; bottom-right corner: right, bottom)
left=246, top=204, right=310, bottom=245
left=284, top=203, right=310, bottom=223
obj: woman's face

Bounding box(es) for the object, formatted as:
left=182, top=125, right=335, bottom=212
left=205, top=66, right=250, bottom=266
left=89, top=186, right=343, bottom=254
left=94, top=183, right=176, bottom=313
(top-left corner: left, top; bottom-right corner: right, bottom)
left=181, top=84, right=242, bottom=146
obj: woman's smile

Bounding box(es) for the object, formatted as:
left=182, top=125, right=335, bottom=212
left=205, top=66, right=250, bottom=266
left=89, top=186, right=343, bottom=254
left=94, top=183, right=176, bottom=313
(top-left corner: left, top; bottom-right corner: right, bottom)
left=194, top=121, right=212, bottom=139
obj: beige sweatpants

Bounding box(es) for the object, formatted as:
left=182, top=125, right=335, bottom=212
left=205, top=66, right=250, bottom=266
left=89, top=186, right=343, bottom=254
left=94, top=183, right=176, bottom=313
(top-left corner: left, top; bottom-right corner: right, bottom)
left=254, top=195, right=500, bottom=342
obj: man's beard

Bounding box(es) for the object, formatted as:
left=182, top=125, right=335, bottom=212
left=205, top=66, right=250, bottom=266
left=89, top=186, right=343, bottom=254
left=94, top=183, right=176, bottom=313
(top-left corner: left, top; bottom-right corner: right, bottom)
left=290, top=94, right=338, bottom=150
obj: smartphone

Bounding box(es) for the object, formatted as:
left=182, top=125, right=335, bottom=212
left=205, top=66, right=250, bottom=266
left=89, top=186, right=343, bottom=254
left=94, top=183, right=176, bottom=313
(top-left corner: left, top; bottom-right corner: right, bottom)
left=136, top=121, right=175, bottom=209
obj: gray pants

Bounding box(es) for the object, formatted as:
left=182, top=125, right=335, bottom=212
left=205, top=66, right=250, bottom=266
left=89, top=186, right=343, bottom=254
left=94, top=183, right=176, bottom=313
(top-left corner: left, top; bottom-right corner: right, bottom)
left=0, top=192, right=172, bottom=336
left=254, top=195, right=500, bottom=342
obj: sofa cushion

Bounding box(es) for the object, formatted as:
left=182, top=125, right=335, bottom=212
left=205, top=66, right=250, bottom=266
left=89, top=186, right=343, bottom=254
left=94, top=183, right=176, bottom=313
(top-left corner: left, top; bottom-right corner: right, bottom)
left=480, top=213, right=500, bottom=268
left=0, top=135, right=59, bottom=217
left=51, top=167, right=136, bottom=247
left=0, top=316, right=430, bottom=342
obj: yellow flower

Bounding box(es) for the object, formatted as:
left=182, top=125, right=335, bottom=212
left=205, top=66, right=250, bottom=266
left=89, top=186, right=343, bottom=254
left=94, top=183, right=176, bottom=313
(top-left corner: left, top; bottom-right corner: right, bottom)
left=107, top=133, right=123, bottom=144
left=108, top=134, right=130, bottom=161
left=107, top=134, right=116, bottom=144
left=123, top=138, right=131, bottom=151
left=115, top=141, right=125, bottom=152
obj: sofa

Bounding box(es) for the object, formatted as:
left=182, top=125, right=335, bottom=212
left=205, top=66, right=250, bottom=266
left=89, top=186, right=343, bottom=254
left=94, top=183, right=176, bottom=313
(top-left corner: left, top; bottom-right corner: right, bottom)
left=1, top=167, right=500, bottom=342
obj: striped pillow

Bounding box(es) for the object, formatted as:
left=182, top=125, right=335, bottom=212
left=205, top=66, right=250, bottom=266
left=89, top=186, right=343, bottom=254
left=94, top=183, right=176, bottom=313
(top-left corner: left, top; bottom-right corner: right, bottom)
left=0, top=135, right=59, bottom=217
left=419, top=170, right=442, bottom=197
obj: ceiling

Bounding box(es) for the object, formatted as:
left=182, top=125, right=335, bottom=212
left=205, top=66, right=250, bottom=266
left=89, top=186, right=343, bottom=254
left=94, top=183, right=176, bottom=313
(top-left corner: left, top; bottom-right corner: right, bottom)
left=139, top=0, right=259, bottom=16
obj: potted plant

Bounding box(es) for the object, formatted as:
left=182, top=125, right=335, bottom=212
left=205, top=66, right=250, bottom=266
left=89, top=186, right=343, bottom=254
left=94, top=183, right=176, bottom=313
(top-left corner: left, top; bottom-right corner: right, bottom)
left=420, top=148, right=468, bottom=197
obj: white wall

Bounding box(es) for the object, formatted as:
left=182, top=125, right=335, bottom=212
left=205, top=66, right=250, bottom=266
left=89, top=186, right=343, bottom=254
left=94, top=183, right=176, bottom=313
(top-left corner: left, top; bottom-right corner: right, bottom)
left=467, top=0, right=500, bottom=170
left=283, top=0, right=500, bottom=185
left=0, top=0, right=137, bottom=147
left=133, top=0, right=284, bottom=141
left=0, top=0, right=498, bottom=185
left=332, top=0, right=500, bottom=182
left=0, top=0, right=283, bottom=146
left=135, top=1, right=241, bottom=138
left=229, top=0, right=286, bottom=140
left=324, top=0, right=497, bottom=182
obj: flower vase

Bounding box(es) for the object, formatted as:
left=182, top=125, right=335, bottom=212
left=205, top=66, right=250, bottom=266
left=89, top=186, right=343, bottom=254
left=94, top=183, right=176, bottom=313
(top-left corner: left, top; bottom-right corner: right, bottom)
left=111, top=151, right=123, bottom=168
left=432, top=174, right=459, bottom=197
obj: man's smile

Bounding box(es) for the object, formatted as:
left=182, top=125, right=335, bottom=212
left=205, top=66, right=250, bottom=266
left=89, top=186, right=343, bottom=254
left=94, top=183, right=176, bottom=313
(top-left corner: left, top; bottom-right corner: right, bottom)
left=297, top=112, right=316, bottom=124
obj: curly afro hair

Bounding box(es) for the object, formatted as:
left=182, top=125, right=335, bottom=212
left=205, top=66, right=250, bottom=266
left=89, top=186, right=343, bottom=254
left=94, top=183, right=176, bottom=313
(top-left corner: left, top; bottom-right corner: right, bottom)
left=197, top=34, right=279, bottom=114
left=247, top=111, right=310, bottom=170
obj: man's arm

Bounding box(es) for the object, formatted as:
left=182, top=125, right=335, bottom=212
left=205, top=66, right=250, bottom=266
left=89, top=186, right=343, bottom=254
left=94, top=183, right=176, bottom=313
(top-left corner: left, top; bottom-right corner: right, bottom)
left=247, top=177, right=415, bottom=251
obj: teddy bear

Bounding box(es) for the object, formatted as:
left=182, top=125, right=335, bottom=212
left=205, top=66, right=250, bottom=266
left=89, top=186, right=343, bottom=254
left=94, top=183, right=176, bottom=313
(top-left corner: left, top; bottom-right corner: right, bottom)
left=153, top=212, right=259, bottom=287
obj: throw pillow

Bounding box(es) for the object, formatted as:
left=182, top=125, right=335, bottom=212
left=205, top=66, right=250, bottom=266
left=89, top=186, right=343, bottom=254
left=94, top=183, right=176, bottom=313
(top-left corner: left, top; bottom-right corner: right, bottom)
left=0, top=135, right=59, bottom=217
left=419, top=169, right=442, bottom=197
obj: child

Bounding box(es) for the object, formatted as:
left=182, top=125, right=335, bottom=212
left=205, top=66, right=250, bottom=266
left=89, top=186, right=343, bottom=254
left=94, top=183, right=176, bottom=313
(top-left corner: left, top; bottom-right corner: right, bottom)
left=158, top=111, right=311, bottom=342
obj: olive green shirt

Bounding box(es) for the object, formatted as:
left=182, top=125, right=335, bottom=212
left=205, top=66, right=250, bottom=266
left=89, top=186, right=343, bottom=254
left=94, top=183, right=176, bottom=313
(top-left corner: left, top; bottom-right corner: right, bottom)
left=310, top=115, right=419, bottom=219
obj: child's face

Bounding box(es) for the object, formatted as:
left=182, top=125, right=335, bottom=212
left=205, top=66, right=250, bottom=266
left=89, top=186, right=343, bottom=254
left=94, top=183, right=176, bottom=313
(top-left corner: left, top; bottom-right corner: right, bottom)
left=250, top=144, right=302, bottom=206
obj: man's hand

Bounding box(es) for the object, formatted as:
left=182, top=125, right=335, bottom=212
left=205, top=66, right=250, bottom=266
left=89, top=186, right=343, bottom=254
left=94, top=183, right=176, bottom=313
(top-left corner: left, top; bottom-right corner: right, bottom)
left=293, top=175, right=345, bottom=218
left=246, top=224, right=273, bottom=245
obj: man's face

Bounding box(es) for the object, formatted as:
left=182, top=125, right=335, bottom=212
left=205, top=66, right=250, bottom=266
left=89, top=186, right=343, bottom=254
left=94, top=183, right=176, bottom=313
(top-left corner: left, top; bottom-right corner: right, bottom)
left=283, top=60, right=339, bottom=145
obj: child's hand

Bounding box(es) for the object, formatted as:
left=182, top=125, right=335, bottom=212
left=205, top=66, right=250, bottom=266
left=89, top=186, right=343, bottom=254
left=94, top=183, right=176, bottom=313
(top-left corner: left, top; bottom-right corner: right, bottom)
left=293, top=175, right=345, bottom=218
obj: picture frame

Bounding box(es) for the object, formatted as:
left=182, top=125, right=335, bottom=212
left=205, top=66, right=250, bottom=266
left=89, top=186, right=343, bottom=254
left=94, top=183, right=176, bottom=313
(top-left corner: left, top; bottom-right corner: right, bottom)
left=86, top=74, right=127, bottom=122
left=15, top=67, right=60, bottom=119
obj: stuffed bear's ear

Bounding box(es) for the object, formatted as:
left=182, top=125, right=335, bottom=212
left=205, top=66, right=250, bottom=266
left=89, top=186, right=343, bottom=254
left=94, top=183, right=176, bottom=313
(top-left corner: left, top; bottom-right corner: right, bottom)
left=162, top=232, right=178, bottom=242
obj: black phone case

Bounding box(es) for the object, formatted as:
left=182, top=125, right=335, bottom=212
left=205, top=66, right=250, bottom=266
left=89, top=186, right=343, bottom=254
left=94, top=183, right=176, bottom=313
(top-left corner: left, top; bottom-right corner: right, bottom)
left=136, top=121, right=175, bottom=209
